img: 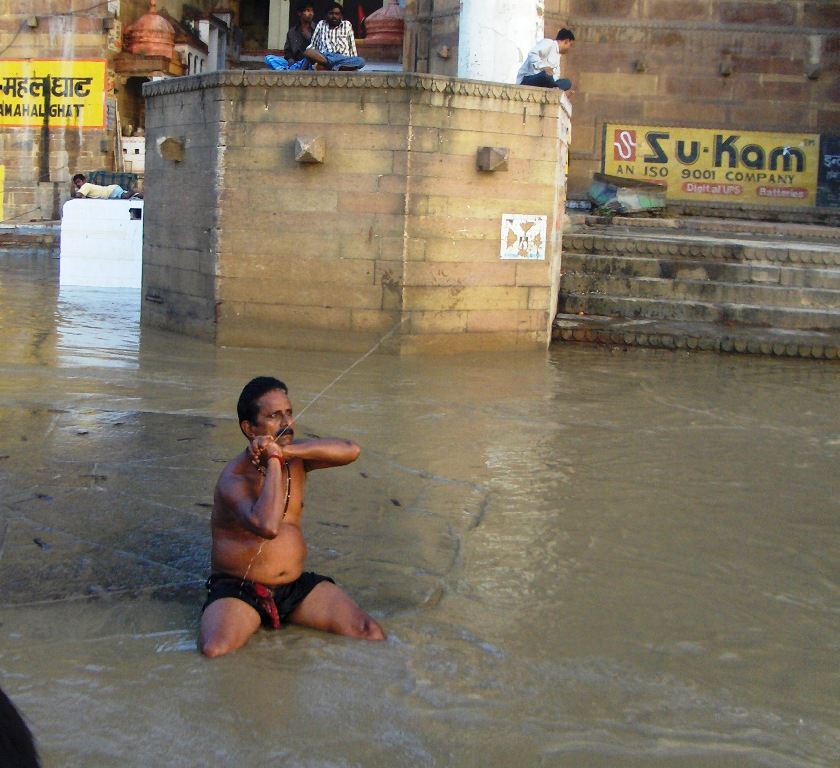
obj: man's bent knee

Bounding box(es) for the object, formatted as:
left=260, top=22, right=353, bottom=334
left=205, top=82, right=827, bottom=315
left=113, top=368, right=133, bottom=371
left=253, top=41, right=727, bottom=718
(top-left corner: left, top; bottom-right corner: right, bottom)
left=200, top=641, right=226, bottom=658
left=200, top=638, right=232, bottom=658
left=355, top=616, right=385, bottom=641
left=366, top=623, right=386, bottom=641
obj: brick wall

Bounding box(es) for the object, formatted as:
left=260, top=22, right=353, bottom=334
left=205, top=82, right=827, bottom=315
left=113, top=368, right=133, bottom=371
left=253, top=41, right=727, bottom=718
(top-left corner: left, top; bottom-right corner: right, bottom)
left=403, top=0, right=461, bottom=76
left=142, top=72, right=570, bottom=352
left=403, top=1, right=840, bottom=210
left=141, top=73, right=221, bottom=338
left=0, top=2, right=112, bottom=220
left=543, top=0, right=840, bottom=200
left=0, top=0, right=218, bottom=222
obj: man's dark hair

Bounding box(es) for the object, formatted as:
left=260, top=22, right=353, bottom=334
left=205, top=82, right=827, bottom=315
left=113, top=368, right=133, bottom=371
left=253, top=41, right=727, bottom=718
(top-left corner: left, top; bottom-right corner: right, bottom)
left=237, top=376, right=288, bottom=425
left=0, top=688, right=40, bottom=768
left=556, top=28, right=575, bottom=41
left=72, top=173, right=85, bottom=184
left=327, top=2, right=343, bottom=13
left=295, top=0, right=313, bottom=13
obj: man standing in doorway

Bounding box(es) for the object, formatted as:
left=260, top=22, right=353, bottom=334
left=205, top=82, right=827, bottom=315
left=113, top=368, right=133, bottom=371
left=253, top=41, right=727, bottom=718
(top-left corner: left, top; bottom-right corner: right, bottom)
left=305, top=2, right=366, bottom=71
left=516, top=28, right=575, bottom=91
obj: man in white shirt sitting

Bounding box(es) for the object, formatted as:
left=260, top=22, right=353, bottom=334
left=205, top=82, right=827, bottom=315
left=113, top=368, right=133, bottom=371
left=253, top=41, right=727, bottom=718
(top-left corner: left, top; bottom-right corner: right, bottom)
left=516, top=28, right=575, bottom=91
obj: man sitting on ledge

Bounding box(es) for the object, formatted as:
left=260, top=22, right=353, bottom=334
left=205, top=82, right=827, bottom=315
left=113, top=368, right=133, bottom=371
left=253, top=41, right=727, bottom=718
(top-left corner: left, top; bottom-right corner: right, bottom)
left=305, top=2, right=365, bottom=71
left=264, top=0, right=315, bottom=71
left=516, top=28, right=575, bottom=91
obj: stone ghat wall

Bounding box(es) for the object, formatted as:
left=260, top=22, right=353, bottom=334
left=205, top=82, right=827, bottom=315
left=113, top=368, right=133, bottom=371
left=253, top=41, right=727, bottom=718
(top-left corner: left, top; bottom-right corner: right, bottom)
left=142, top=72, right=571, bottom=353
left=403, top=2, right=839, bottom=208
left=543, top=0, right=840, bottom=201
left=141, top=74, right=223, bottom=339
left=0, top=2, right=114, bottom=221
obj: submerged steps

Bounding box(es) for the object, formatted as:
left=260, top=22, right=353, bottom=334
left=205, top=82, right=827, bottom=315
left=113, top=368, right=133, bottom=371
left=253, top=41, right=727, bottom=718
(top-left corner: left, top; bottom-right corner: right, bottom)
left=554, top=219, right=840, bottom=359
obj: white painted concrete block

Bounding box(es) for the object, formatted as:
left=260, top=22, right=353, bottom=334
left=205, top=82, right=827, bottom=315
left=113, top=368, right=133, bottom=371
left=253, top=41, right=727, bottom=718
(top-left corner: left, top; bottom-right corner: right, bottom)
left=60, top=199, right=144, bottom=289
left=121, top=137, right=146, bottom=173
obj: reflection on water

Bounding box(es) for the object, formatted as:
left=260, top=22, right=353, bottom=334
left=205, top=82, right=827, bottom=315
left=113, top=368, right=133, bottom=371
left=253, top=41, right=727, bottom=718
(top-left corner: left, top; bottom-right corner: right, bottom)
left=0, top=253, right=838, bottom=768
left=0, top=254, right=139, bottom=371
left=56, top=286, right=140, bottom=368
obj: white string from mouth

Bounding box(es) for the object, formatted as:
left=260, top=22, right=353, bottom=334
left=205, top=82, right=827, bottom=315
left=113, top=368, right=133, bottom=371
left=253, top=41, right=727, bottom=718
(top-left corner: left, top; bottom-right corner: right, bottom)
left=239, top=314, right=410, bottom=588
left=273, top=314, right=409, bottom=442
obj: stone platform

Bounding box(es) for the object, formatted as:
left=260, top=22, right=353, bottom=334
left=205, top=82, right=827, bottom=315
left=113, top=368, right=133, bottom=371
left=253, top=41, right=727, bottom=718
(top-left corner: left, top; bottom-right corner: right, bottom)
left=0, top=222, right=60, bottom=255
left=141, top=71, right=571, bottom=353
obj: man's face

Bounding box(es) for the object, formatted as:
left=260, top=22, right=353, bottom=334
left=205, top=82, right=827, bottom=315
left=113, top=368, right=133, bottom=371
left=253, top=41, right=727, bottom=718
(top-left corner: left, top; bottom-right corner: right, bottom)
left=73, top=177, right=85, bottom=189
left=245, top=389, right=295, bottom=444
left=326, top=7, right=342, bottom=27
left=298, top=6, right=314, bottom=23
left=557, top=39, right=573, bottom=55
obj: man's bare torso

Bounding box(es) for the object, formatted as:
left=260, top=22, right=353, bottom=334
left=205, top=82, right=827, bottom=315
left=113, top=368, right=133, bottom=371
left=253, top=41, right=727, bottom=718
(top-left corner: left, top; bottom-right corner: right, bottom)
left=198, top=380, right=384, bottom=656
left=210, top=449, right=308, bottom=585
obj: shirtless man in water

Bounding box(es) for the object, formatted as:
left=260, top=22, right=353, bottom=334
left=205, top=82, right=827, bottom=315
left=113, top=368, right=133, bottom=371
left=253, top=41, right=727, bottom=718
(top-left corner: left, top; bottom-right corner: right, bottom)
left=199, top=376, right=385, bottom=657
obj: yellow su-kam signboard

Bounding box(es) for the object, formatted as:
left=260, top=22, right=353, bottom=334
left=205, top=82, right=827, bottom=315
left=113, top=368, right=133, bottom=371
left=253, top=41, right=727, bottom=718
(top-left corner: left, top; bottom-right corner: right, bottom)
left=604, top=124, right=820, bottom=207
left=0, top=59, right=106, bottom=128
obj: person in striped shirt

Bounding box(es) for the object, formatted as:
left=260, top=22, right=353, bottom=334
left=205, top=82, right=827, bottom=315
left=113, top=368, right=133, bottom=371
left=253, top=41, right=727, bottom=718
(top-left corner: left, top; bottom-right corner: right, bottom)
left=305, top=2, right=366, bottom=71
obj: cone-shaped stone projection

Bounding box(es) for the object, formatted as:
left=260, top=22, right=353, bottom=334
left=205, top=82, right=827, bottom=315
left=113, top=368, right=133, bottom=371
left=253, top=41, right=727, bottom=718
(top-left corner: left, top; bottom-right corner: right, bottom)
left=476, top=146, right=509, bottom=172
left=295, top=136, right=325, bottom=164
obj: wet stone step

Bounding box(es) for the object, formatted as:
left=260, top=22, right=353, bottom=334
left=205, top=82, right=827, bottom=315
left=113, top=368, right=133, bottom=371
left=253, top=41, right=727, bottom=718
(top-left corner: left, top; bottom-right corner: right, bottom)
left=562, top=234, right=840, bottom=266
left=551, top=312, right=840, bottom=360
left=561, top=253, right=840, bottom=290
left=561, top=274, right=840, bottom=310
left=559, top=294, right=840, bottom=331
left=556, top=220, right=840, bottom=357
left=581, top=215, right=840, bottom=243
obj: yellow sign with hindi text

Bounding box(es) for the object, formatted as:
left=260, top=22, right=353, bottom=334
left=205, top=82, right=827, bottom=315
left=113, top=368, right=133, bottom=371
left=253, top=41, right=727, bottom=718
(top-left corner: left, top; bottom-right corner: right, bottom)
left=0, top=59, right=106, bottom=128
left=604, top=124, right=820, bottom=208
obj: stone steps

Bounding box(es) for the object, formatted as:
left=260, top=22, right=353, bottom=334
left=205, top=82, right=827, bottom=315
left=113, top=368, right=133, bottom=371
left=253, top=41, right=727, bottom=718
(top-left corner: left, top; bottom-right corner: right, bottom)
left=554, top=221, right=840, bottom=359
left=562, top=273, right=840, bottom=312
left=563, top=232, right=840, bottom=267
left=552, top=313, right=840, bottom=360
left=0, top=222, right=60, bottom=252
left=583, top=214, right=840, bottom=242
left=560, top=294, right=840, bottom=330
left=562, top=253, right=840, bottom=291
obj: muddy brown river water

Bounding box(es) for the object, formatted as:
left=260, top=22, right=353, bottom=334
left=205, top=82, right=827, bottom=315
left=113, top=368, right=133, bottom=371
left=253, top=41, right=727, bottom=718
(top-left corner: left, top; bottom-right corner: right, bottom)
left=0, top=253, right=838, bottom=767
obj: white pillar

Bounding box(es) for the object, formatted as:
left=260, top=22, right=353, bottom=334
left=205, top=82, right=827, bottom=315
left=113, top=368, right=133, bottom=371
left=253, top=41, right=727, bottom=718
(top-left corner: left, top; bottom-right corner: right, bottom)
left=457, top=0, right=543, bottom=83
left=268, top=0, right=291, bottom=50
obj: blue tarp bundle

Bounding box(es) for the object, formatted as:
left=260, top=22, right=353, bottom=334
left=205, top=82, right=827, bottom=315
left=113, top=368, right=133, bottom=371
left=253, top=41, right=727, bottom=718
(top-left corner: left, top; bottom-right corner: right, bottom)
left=88, top=170, right=140, bottom=189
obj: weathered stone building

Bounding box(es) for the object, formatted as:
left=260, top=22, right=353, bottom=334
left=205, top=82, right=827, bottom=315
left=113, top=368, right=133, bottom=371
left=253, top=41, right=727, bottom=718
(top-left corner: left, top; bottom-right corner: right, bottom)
left=404, top=0, right=840, bottom=209
left=3, top=1, right=839, bottom=353
left=142, top=72, right=570, bottom=352
left=2, top=1, right=837, bottom=221
left=0, top=0, right=226, bottom=221
left=0, top=1, right=406, bottom=222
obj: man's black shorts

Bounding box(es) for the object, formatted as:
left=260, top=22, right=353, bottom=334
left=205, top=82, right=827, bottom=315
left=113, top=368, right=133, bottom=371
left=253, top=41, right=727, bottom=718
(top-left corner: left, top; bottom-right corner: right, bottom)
left=202, top=571, right=335, bottom=629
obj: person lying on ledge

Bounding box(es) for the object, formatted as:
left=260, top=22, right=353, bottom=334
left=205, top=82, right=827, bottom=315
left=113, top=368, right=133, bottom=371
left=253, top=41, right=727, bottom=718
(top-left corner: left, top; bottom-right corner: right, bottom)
left=72, top=174, right=142, bottom=200
left=304, top=2, right=365, bottom=71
